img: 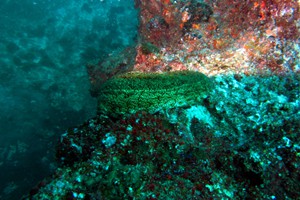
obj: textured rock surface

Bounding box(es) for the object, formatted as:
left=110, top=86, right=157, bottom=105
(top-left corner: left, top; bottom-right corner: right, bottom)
left=24, top=74, right=300, bottom=200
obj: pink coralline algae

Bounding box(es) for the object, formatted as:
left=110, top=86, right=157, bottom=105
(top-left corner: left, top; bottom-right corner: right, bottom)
left=132, top=0, right=300, bottom=75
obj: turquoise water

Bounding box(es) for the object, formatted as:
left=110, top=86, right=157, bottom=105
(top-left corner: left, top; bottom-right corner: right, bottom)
left=0, top=1, right=137, bottom=199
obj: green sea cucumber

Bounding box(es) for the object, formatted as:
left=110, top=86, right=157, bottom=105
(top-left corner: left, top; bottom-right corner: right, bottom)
left=97, top=71, right=213, bottom=115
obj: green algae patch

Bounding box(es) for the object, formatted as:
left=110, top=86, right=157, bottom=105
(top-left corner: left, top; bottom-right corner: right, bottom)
left=97, top=71, right=213, bottom=115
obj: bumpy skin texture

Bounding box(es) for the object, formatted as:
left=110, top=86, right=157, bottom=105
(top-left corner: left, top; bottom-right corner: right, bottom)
left=97, top=71, right=213, bottom=115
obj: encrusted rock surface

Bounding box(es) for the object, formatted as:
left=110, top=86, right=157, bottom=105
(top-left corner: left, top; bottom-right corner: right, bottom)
left=25, top=74, right=300, bottom=200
